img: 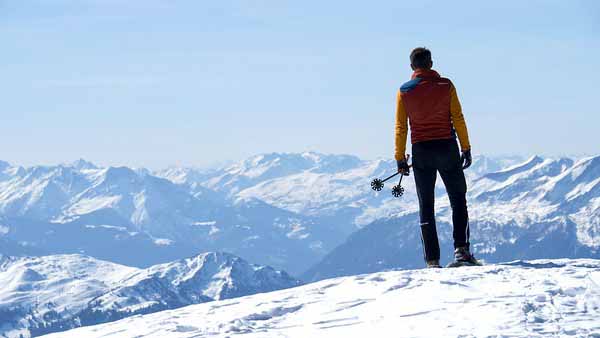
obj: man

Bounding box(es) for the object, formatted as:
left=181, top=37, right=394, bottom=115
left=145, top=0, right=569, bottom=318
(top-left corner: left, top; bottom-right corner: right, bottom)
left=395, top=47, right=479, bottom=268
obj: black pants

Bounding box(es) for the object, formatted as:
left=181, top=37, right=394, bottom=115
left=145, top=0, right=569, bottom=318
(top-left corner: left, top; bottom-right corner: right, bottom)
left=412, top=138, right=469, bottom=262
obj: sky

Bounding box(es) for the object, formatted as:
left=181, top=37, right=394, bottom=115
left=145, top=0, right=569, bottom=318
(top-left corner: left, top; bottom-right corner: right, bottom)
left=1, top=0, right=599, bottom=168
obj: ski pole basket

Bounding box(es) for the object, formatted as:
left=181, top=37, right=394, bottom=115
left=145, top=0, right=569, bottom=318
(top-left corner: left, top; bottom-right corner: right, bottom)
left=370, top=155, right=411, bottom=198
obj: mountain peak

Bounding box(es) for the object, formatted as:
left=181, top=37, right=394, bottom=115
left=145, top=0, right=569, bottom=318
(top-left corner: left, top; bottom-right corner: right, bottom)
left=103, top=166, right=138, bottom=180
left=527, top=154, right=544, bottom=163
left=0, top=160, right=10, bottom=171
left=70, top=158, right=98, bottom=170
left=184, top=251, right=241, bottom=268
left=481, top=155, right=545, bottom=181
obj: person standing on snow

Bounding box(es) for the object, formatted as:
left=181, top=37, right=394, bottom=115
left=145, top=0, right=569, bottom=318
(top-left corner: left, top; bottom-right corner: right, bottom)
left=395, top=47, right=479, bottom=268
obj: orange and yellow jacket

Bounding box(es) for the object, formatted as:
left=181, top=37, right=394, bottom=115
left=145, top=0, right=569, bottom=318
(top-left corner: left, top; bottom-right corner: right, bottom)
left=395, top=69, right=471, bottom=161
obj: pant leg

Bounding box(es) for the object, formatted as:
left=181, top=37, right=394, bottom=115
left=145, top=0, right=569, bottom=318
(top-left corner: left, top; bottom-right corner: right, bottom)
left=412, top=152, right=440, bottom=262
left=437, top=143, right=470, bottom=249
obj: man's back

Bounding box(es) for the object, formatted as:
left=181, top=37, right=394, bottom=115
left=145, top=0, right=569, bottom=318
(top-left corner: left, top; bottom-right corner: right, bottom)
left=400, top=69, right=454, bottom=145
left=394, top=68, right=470, bottom=162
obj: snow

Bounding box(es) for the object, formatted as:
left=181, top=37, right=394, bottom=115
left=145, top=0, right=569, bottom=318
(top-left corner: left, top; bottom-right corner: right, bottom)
left=41, top=259, right=600, bottom=338
left=0, top=252, right=300, bottom=337
left=571, top=196, right=600, bottom=247
left=153, top=238, right=174, bottom=246
left=64, top=195, right=122, bottom=216
left=0, top=254, right=136, bottom=334
left=566, top=177, right=600, bottom=201
left=285, top=221, right=309, bottom=239
left=193, top=221, right=217, bottom=226
left=84, top=224, right=127, bottom=231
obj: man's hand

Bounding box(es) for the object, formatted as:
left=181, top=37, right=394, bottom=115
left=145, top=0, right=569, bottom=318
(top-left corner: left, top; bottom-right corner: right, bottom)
left=461, top=149, right=472, bottom=170
left=397, top=159, right=410, bottom=176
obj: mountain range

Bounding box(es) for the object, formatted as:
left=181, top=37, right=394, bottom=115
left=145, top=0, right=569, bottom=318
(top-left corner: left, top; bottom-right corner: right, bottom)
left=1, top=152, right=599, bottom=279
left=303, top=155, right=600, bottom=281
left=0, top=157, right=347, bottom=276
left=0, top=252, right=300, bottom=337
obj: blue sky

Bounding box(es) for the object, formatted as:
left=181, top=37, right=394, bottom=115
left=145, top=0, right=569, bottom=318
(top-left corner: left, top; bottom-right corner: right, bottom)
left=1, top=0, right=598, bottom=168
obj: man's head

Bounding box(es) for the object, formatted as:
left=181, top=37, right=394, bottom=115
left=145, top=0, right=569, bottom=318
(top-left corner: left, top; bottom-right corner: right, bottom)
left=410, top=47, right=433, bottom=70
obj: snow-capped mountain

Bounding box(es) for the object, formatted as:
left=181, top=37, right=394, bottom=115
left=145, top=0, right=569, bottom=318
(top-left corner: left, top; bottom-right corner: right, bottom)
left=1, top=152, right=599, bottom=280
left=467, top=155, right=600, bottom=253
left=0, top=252, right=300, bottom=337
left=0, top=163, right=221, bottom=237
left=157, top=152, right=524, bottom=228
left=163, top=152, right=364, bottom=197
left=0, top=161, right=344, bottom=275
left=303, top=155, right=600, bottom=281
left=41, top=259, right=600, bottom=338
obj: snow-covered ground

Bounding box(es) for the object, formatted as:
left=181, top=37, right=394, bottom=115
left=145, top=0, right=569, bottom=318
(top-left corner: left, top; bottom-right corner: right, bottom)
left=42, top=259, right=600, bottom=338
left=0, top=253, right=300, bottom=338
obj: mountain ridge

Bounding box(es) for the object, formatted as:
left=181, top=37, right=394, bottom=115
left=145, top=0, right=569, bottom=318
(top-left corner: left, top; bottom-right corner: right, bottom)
left=0, top=251, right=301, bottom=337
left=0, top=158, right=346, bottom=275
left=1, top=153, right=599, bottom=279
left=303, top=155, right=600, bottom=281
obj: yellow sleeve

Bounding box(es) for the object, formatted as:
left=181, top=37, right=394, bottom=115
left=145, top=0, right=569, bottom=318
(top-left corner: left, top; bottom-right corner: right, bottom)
left=450, top=85, right=471, bottom=151
left=395, top=90, right=408, bottom=161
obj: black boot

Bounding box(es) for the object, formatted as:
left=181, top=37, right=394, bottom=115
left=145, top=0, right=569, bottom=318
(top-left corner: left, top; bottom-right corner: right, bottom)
left=426, top=259, right=442, bottom=268
left=447, top=246, right=481, bottom=267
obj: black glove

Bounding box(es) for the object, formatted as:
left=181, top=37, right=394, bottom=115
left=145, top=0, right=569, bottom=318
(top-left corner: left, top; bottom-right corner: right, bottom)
left=461, top=149, right=472, bottom=170
left=397, top=159, right=410, bottom=176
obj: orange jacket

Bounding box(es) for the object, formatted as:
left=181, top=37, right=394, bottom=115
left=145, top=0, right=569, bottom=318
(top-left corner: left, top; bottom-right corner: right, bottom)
left=395, top=69, right=471, bottom=161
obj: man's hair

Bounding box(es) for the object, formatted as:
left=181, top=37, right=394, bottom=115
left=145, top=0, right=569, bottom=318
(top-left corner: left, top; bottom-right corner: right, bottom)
left=410, top=47, right=432, bottom=69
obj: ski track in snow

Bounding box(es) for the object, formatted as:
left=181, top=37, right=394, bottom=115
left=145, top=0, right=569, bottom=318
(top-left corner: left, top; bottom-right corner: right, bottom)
left=42, top=259, right=600, bottom=338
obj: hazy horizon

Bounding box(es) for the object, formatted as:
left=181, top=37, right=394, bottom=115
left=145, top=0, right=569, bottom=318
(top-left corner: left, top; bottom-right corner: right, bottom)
left=3, top=151, right=599, bottom=171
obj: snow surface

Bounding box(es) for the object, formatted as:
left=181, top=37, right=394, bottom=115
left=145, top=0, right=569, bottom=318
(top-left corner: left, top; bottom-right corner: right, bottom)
left=0, top=252, right=300, bottom=338
left=42, top=259, right=600, bottom=338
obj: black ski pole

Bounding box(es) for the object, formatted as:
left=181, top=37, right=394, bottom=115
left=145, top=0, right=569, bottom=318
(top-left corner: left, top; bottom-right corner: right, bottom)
left=371, top=155, right=412, bottom=194
left=391, top=154, right=411, bottom=198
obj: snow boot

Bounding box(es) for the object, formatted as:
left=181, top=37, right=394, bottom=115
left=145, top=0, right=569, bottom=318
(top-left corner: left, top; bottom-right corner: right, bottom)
left=426, top=259, right=442, bottom=268
left=447, top=247, right=482, bottom=267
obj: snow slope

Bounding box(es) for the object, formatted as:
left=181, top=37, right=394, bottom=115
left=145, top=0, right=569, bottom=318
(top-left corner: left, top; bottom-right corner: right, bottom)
left=42, top=259, right=600, bottom=338
left=0, top=252, right=300, bottom=338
